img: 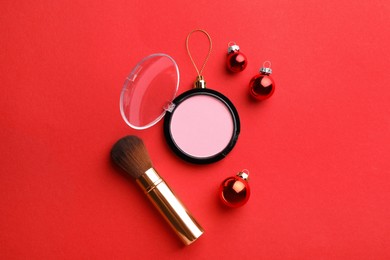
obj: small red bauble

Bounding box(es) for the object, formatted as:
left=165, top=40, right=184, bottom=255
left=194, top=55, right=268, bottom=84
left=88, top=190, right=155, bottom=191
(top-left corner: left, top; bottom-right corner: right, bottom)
left=226, top=42, right=248, bottom=73
left=219, top=170, right=250, bottom=208
left=249, top=61, right=275, bottom=100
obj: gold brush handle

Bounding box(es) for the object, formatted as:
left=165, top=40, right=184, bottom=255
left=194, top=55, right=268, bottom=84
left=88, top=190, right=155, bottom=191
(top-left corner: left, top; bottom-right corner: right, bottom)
left=136, top=168, right=204, bottom=245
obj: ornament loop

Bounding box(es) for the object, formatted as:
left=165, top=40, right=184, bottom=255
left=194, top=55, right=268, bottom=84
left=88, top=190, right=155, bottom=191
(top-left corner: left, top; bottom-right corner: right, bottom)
left=228, top=41, right=237, bottom=47
left=263, top=61, right=272, bottom=69
left=186, top=29, right=213, bottom=77
left=241, top=169, right=250, bottom=175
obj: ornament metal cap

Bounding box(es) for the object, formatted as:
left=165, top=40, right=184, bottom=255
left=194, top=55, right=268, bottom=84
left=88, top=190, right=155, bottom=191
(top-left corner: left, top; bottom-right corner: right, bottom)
left=227, top=42, right=240, bottom=53
left=260, top=61, right=272, bottom=75
left=194, top=75, right=206, bottom=89
left=237, top=169, right=249, bottom=181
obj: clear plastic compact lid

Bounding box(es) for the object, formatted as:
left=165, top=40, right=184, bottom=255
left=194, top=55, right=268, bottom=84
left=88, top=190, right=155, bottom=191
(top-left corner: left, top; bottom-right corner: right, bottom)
left=120, top=53, right=179, bottom=129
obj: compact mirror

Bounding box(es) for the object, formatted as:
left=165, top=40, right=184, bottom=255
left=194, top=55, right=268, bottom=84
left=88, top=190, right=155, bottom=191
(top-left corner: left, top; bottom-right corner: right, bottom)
left=120, top=53, right=179, bottom=130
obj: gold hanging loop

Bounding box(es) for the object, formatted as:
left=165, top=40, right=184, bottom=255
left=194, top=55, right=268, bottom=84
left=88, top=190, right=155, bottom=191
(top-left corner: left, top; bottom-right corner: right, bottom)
left=186, top=29, right=213, bottom=88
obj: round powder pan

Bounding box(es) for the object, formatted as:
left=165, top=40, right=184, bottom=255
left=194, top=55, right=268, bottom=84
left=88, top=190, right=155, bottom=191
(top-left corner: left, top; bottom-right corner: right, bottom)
left=164, top=88, right=240, bottom=164
left=120, top=53, right=240, bottom=164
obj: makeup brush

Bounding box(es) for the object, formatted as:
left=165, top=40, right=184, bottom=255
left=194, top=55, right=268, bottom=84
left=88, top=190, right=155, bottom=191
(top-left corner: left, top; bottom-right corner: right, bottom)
left=111, top=135, right=204, bottom=245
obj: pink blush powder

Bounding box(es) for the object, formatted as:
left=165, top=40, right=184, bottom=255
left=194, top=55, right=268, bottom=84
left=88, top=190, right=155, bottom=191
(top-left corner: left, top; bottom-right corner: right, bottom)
left=169, top=95, right=234, bottom=158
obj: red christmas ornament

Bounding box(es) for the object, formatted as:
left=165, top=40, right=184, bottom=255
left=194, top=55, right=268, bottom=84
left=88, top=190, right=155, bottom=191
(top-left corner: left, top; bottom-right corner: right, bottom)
left=249, top=61, right=275, bottom=100
left=226, top=42, right=248, bottom=73
left=219, top=170, right=250, bottom=208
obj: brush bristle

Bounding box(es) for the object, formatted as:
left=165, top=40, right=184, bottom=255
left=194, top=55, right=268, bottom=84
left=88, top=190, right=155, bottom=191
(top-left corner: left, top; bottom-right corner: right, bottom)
left=111, top=135, right=153, bottom=179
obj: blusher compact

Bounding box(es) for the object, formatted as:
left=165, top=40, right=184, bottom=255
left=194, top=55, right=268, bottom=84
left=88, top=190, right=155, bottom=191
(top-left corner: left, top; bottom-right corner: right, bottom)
left=120, top=53, right=240, bottom=164
left=164, top=88, right=240, bottom=164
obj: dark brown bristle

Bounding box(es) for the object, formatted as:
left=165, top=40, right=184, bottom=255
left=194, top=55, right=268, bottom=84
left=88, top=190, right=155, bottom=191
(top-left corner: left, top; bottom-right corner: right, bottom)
left=110, top=135, right=153, bottom=179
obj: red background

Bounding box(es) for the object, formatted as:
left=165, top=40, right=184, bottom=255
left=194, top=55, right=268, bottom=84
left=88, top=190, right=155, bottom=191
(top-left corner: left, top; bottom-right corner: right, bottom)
left=1, top=0, right=390, bottom=259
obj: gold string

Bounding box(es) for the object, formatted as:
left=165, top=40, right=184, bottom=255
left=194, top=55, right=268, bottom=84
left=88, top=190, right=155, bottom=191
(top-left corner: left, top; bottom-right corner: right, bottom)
left=185, top=29, right=213, bottom=77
